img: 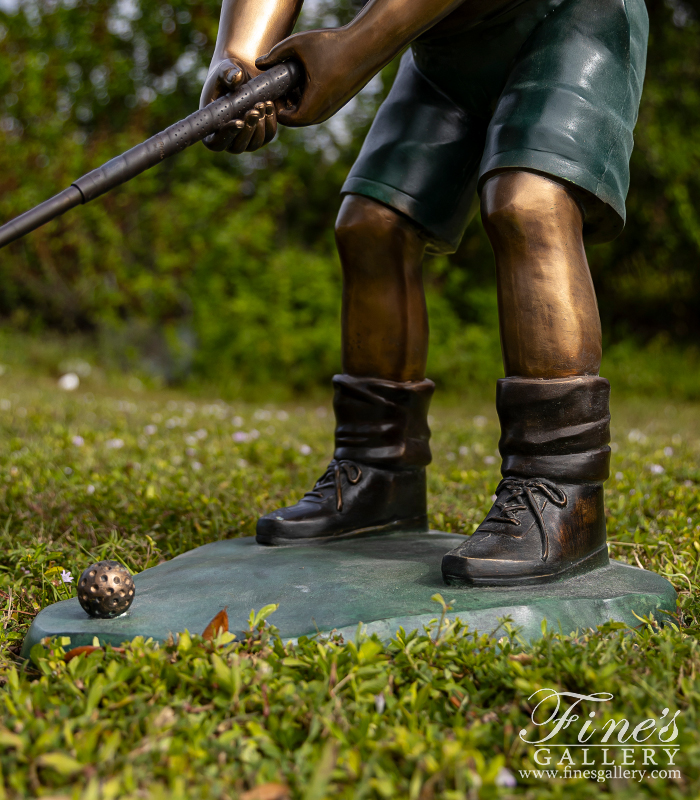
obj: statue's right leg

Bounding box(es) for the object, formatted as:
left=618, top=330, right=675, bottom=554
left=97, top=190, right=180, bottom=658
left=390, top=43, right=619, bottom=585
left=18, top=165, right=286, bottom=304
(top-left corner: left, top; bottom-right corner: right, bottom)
left=256, top=194, right=435, bottom=546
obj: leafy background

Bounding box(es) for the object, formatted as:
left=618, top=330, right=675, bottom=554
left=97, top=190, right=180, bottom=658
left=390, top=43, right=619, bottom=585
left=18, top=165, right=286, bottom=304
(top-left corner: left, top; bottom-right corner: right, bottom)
left=0, top=0, right=699, bottom=396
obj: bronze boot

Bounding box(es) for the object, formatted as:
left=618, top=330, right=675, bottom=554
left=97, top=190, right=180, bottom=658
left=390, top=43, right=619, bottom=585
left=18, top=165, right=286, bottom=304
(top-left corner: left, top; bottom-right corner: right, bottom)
left=256, top=374, right=434, bottom=545
left=442, top=376, right=611, bottom=585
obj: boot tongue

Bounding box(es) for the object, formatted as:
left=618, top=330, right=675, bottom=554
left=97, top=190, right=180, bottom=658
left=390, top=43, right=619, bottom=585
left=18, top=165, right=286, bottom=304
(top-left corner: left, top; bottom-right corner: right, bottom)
left=486, top=477, right=569, bottom=561
left=303, top=460, right=363, bottom=511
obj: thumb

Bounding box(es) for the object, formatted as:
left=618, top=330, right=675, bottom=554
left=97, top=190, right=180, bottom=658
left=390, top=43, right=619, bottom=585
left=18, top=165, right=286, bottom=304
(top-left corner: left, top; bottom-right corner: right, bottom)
left=217, top=58, right=244, bottom=89
left=255, top=40, right=295, bottom=70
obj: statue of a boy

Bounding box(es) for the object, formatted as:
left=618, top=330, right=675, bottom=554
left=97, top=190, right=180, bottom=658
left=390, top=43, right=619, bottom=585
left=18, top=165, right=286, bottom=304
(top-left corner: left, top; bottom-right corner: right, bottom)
left=200, top=0, right=649, bottom=585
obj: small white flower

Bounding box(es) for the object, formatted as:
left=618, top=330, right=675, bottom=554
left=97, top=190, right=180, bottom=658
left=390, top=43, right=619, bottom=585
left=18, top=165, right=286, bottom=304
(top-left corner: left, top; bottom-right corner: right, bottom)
left=186, top=447, right=196, bottom=457
left=232, top=416, right=244, bottom=427
left=483, top=455, right=497, bottom=465
left=195, top=428, right=207, bottom=440
left=374, top=693, right=385, bottom=713
left=315, top=407, right=328, bottom=418
left=191, top=461, right=202, bottom=471
left=64, top=467, right=72, bottom=475
left=86, top=484, right=95, bottom=495
left=299, top=444, right=312, bottom=455
left=615, top=472, right=624, bottom=481
left=237, top=459, right=248, bottom=468
left=628, top=429, right=647, bottom=443
left=58, top=372, right=80, bottom=391
left=664, top=446, right=674, bottom=457
left=495, top=767, right=516, bottom=788
left=458, top=445, right=469, bottom=456
left=254, top=409, right=272, bottom=421
left=473, top=415, right=487, bottom=428
left=144, top=424, right=157, bottom=436
left=233, top=431, right=248, bottom=443
left=72, top=435, right=84, bottom=447
left=61, top=569, right=73, bottom=584
left=249, top=429, right=260, bottom=440
left=276, top=410, right=289, bottom=421
left=446, top=452, right=456, bottom=461
left=649, top=464, right=665, bottom=475
left=185, top=435, right=198, bottom=446
left=491, top=494, right=498, bottom=502
left=106, top=438, right=124, bottom=449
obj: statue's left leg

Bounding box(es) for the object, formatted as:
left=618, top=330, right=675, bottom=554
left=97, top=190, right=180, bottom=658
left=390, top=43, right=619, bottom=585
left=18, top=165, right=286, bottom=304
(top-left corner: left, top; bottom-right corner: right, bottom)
left=442, top=170, right=611, bottom=585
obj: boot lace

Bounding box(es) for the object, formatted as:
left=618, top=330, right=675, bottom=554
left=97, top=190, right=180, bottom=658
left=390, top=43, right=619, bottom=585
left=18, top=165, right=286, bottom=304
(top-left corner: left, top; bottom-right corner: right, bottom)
left=304, top=459, right=363, bottom=512
left=490, top=477, right=567, bottom=562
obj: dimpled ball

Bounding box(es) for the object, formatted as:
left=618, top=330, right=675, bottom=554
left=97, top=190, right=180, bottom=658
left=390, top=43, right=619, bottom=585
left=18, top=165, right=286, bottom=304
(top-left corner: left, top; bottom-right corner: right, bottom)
left=78, top=560, right=135, bottom=619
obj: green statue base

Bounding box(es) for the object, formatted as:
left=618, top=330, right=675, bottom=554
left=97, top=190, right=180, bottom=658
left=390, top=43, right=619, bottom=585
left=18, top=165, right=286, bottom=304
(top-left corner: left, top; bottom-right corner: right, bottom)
left=21, top=532, right=676, bottom=657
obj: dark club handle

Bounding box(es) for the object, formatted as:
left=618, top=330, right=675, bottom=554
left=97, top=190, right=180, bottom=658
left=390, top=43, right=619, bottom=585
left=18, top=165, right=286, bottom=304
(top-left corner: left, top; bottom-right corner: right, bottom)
left=0, top=61, right=302, bottom=249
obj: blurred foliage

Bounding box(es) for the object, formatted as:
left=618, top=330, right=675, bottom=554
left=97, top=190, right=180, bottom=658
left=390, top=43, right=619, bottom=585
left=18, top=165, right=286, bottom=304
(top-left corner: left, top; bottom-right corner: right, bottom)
left=0, top=0, right=698, bottom=394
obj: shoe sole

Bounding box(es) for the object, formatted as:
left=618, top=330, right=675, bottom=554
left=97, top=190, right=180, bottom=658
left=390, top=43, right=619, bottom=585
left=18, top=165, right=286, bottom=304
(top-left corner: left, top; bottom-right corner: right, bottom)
left=256, top=514, right=428, bottom=547
left=442, top=543, right=610, bottom=587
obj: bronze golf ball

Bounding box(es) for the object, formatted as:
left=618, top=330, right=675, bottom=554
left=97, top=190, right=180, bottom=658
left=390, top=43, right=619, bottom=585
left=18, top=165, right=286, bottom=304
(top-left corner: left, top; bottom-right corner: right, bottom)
left=78, top=560, right=135, bottom=619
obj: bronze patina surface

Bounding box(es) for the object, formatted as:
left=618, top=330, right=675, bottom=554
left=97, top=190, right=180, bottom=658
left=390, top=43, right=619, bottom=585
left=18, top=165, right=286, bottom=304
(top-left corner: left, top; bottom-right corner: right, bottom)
left=77, top=561, right=136, bottom=619
left=7, top=0, right=658, bottom=603
left=21, top=533, right=676, bottom=657
left=195, top=0, right=652, bottom=582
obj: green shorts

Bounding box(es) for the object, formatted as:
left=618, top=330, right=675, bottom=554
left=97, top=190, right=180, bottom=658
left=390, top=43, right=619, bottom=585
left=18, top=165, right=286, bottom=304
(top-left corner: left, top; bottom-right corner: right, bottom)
left=342, top=0, right=649, bottom=253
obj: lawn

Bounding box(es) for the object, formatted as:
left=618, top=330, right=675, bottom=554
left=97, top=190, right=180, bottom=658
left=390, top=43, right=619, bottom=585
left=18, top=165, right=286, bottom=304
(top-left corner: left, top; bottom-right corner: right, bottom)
left=0, top=363, right=698, bottom=799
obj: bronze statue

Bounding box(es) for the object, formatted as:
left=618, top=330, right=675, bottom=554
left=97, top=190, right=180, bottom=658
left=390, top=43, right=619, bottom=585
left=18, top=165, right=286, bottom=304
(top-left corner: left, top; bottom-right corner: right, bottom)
left=0, top=0, right=649, bottom=589
left=201, top=0, right=649, bottom=586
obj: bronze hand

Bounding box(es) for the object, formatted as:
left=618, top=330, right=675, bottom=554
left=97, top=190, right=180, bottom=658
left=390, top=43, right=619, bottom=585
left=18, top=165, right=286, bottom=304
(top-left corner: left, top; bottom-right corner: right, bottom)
left=200, top=0, right=303, bottom=153
left=255, top=0, right=468, bottom=127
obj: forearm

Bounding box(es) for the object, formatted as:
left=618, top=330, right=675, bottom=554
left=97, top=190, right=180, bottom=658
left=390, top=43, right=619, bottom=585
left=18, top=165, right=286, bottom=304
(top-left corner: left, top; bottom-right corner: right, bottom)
left=212, top=0, right=304, bottom=71
left=338, top=0, right=467, bottom=74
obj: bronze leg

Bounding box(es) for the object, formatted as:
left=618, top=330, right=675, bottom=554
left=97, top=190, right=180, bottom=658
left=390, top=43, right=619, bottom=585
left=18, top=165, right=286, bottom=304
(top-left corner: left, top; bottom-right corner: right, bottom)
left=257, top=194, right=434, bottom=545
left=442, top=171, right=610, bottom=585
left=481, top=171, right=602, bottom=379
left=335, top=194, right=429, bottom=382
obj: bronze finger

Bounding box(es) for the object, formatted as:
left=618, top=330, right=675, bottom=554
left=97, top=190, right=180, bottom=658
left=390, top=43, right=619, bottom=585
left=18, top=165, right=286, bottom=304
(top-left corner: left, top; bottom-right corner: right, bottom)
left=227, top=109, right=260, bottom=154
left=263, top=101, right=277, bottom=143
left=204, top=118, right=244, bottom=152
left=247, top=116, right=267, bottom=151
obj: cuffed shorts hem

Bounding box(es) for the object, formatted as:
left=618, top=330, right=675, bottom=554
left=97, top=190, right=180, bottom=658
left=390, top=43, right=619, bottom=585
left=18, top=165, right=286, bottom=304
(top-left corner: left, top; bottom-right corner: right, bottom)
left=342, top=0, right=648, bottom=253
left=341, top=177, right=466, bottom=254
left=478, top=155, right=626, bottom=244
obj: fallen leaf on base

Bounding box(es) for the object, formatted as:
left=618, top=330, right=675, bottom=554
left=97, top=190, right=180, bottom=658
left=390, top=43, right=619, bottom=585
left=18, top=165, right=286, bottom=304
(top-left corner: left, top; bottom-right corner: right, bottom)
left=64, top=645, right=125, bottom=662
left=203, top=607, right=229, bottom=640
left=240, top=783, right=290, bottom=800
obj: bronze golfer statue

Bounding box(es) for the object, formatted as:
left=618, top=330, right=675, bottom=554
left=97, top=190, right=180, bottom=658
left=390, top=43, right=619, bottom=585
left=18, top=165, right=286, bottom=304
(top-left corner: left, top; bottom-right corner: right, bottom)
left=0, top=0, right=649, bottom=590
left=200, top=0, right=649, bottom=586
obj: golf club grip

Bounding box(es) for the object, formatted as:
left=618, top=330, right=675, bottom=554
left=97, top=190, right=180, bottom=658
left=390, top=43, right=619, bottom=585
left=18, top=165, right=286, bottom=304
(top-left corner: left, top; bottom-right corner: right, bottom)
left=0, top=61, right=301, bottom=248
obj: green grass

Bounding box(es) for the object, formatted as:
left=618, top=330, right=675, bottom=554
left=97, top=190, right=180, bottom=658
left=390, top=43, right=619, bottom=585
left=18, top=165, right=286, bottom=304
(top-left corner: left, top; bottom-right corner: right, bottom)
left=0, top=362, right=699, bottom=799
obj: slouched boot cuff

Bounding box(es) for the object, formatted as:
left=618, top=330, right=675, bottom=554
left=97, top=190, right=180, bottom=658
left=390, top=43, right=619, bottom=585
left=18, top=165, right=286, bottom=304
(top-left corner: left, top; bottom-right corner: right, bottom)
left=497, top=376, right=611, bottom=483
left=332, top=374, right=435, bottom=469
